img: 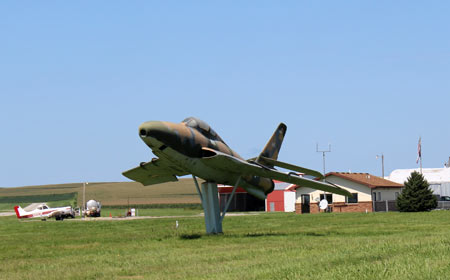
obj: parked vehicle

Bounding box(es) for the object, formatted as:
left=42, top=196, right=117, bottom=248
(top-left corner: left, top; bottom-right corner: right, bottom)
left=84, top=200, right=101, bottom=217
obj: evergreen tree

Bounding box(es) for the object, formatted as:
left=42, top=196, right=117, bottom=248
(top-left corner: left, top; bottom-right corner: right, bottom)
left=397, top=171, right=437, bottom=212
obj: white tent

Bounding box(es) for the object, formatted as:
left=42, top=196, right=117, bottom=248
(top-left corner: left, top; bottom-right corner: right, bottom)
left=387, top=167, right=450, bottom=196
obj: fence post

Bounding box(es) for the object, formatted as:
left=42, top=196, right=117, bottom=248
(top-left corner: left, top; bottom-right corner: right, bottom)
left=385, top=200, right=389, bottom=212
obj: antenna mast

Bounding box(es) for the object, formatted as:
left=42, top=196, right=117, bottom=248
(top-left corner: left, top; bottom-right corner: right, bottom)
left=317, top=143, right=331, bottom=211
left=316, top=143, right=331, bottom=179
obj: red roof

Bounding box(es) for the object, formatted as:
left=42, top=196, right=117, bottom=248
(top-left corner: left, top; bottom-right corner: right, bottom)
left=325, top=172, right=403, bottom=189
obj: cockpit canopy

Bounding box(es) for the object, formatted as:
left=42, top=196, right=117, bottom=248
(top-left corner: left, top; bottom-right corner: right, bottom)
left=182, top=117, right=225, bottom=143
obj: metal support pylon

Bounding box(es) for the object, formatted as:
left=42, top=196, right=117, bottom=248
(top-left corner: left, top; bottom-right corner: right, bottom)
left=201, top=182, right=222, bottom=234
left=193, top=176, right=241, bottom=234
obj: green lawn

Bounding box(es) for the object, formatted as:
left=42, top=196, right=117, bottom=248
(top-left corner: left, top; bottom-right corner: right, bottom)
left=0, top=192, right=78, bottom=211
left=0, top=203, right=17, bottom=212
left=101, top=207, right=202, bottom=217
left=0, top=200, right=76, bottom=212
left=1, top=210, right=450, bottom=279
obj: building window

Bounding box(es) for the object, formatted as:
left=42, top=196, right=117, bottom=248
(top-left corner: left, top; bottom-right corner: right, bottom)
left=346, top=193, right=358, bottom=204
left=319, top=193, right=333, bottom=204
left=377, top=192, right=381, bottom=201
left=372, top=192, right=377, bottom=201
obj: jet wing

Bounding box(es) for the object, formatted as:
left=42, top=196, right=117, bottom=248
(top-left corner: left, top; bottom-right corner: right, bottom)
left=202, top=150, right=352, bottom=197
left=122, top=157, right=189, bottom=186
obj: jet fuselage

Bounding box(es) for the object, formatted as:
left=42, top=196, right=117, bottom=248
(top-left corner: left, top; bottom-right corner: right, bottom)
left=138, top=120, right=274, bottom=198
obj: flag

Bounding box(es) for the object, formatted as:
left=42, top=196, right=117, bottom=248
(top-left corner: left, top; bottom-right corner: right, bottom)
left=416, top=137, right=422, bottom=164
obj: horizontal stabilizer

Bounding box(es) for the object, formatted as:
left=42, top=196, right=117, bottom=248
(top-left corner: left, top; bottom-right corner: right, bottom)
left=203, top=150, right=352, bottom=197
left=251, top=156, right=324, bottom=180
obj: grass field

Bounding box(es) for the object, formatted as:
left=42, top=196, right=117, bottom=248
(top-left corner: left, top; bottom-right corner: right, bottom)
left=0, top=200, right=77, bottom=212
left=2, top=210, right=450, bottom=279
left=0, top=192, right=78, bottom=211
left=0, top=179, right=201, bottom=207
left=101, top=207, right=202, bottom=217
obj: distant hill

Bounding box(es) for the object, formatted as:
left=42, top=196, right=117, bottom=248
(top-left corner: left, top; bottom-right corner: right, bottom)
left=0, top=179, right=201, bottom=206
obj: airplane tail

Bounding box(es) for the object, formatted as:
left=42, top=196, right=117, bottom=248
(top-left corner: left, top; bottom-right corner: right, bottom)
left=14, top=206, right=27, bottom=219
left=256, top=123, right=287, bottom=167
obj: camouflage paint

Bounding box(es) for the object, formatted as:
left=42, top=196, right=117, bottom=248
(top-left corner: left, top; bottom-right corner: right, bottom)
left=256, top=123, right=287, bottom=168
left=137, top=117, right=274, bottom=196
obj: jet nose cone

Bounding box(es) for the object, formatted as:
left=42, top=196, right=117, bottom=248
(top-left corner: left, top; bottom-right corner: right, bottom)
left=139, top=121, right=174, bottom=148
left=138, top=120, right=197, bottom=156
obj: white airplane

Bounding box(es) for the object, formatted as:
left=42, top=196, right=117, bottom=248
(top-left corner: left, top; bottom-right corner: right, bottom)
left=14, top=203, right=75, bottom=220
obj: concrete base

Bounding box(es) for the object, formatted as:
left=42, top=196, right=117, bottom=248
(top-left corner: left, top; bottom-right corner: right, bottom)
left=201, top=182, right=222, bottom=234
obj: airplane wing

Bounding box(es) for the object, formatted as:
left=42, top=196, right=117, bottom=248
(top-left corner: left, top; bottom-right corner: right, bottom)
left=202, top=149, right=352, bottom=197
left=46, top=210, right=61, bottom=218
left=122, top=157, right=189, bottom=186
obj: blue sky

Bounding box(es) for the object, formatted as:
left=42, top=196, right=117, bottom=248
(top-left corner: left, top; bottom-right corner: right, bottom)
left=1, top=1, right=449, bottom=187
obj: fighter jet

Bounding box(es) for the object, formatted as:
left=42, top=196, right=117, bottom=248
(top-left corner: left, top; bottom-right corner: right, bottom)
left=123, top=117, right=351, bottom=200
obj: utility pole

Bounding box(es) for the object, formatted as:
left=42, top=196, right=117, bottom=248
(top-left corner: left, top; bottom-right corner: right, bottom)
left=376, top=154, right=384, bottom=178
left=83, top=182, right=88, bottom=219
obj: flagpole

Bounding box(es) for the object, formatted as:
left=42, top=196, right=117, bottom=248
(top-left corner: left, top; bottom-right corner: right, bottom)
left=418, top=137, right=422, bottom=174
left=420, top=154, right=422, bottom=174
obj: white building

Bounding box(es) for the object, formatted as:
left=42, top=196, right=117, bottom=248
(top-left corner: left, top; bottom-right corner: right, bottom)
left=295, top=172, right=403, bottom=213
left=265, top=181, right=296, bottom=212
left=387, top=167, right=450, bottom=197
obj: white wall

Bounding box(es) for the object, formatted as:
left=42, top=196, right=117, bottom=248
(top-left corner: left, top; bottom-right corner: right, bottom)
left=372, top=187, right=401, bottom=201
left=284, top=192, right=296, bottom=212
left=388, top=168, right=450, bottom=184
left=296, top=187, right=321, bottom=204
left=430, top=183, right=450, bottom=196
left=295, top=175, right=401, bottom=203
left=326, top=176, right=372, bottom=202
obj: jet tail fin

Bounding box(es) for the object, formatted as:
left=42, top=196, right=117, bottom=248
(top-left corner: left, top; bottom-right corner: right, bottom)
left=14, top=206, right=27, bottom=219
left=256, top=123, right=287, bottom=167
